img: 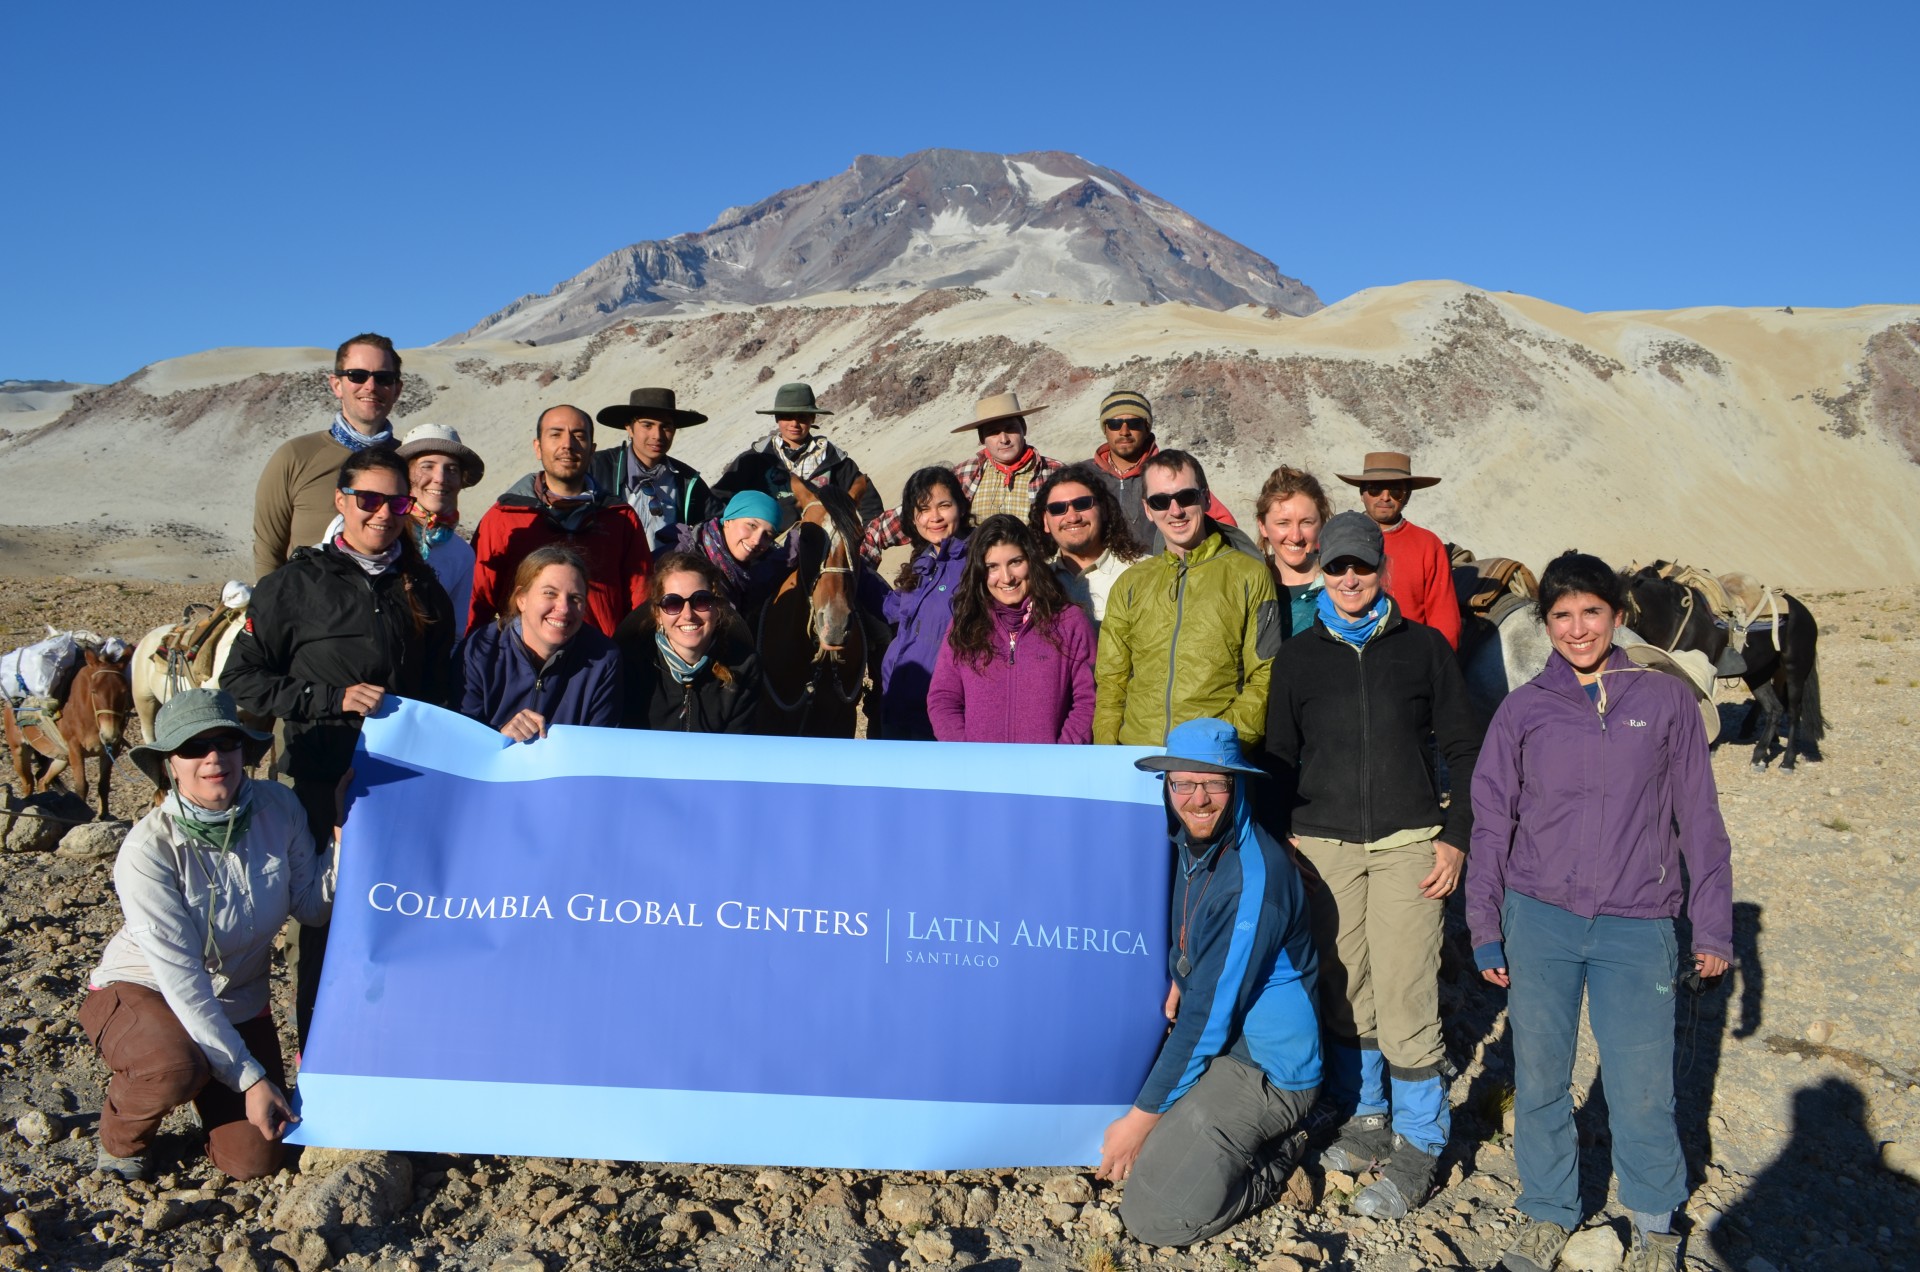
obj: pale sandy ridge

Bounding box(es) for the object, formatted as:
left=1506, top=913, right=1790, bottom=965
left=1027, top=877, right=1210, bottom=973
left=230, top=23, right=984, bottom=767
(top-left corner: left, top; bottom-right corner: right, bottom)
left=3, top=282, right=1915, bottom=588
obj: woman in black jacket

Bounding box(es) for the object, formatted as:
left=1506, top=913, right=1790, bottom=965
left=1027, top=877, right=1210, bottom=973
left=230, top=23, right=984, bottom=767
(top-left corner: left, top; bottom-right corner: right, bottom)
left=224, top=447, right=454, bottom=1047
left=1260, top=511, right=1480, bottom=1223
left=614, top=551, right=763, bottom=734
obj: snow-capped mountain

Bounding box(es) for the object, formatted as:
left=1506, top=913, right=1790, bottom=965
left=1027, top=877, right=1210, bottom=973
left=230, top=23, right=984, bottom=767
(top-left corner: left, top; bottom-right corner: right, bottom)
left=450, top=149, right=1321, bottom=345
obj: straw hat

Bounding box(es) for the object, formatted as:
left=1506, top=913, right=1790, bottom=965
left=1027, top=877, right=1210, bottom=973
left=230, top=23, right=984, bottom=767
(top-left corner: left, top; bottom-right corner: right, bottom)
left=1336, top=451, right=1442, bottom=490
left=949, top=391, right=1050, bottom=435
left=1615, top=632, right=1721, bottom=742
left=395, top=423, right=485, bottom=486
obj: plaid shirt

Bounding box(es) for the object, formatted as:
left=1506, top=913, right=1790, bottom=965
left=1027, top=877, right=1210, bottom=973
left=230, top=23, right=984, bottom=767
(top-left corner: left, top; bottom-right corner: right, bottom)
left=859, top=449, right=1065, bottom=563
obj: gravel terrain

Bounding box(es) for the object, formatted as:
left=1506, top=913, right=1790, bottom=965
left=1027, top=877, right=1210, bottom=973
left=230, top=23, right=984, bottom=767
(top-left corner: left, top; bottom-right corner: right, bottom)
left=2, top=576, right=1915, bottom=1272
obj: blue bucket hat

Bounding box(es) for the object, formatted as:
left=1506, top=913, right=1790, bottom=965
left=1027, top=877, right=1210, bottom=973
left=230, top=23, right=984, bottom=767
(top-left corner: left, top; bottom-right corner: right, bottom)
left=1133, top=718, right=1266, bottom=778
left=722, top=490, right=781, bottom=525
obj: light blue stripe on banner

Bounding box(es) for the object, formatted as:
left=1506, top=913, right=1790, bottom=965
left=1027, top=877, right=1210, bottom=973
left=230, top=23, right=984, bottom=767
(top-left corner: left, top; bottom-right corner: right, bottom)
left=288, top=1074, right=1118, bottom=1170
left=363, top=699, right=1166, bottom=805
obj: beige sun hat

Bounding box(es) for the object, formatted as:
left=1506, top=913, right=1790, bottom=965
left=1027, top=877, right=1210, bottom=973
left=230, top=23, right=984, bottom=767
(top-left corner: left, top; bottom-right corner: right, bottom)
left=396, top=423, right=485, bottom=486
left=949, top=391, right=1050, bottom=434
left=1615, top=630, right=1720, bottom=742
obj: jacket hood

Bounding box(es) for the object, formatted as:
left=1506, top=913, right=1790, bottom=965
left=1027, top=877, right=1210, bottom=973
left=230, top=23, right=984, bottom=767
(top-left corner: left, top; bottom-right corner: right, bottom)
left=1164, top=774, right=1258, bottom=868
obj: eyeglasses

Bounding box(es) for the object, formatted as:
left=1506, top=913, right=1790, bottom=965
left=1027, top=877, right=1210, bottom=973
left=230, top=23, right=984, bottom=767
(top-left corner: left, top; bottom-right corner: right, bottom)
left=1323, top=559, right=1378, bottom=577
left=175, top=733, right=245, bottom=759
left=658, top=591, right=717, bottom=616
left=1103, top=417, right=1149, bottom=432
left=334, top=368, right=400, bottom=388
left=1360, top=484, right=1409, bottom=498
left=1044, top=495, right=1097, bottom=516
left=1144, top=487, right=1205, bottom=512
left=1168, top=777, right=1233, bottom=796
left=340, top=488, right=417, bottom=515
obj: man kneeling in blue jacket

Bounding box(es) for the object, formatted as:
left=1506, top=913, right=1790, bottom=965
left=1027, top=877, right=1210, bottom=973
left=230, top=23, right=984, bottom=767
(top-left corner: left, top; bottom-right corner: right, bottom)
left=1097, top=718, right=1323, bottom=1246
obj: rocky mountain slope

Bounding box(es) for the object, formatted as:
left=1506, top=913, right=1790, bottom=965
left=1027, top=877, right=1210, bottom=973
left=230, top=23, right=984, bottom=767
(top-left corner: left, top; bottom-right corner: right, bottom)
left=4, top=283, right=1916, bottom=588
left=451, top=150, right=1321, bottom=346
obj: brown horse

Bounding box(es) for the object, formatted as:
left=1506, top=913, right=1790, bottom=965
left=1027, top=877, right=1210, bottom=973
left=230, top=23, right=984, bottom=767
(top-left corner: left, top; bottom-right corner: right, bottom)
left=3, top=646, right=133, bottom=820
left=754, top=479, right=870, bottom=737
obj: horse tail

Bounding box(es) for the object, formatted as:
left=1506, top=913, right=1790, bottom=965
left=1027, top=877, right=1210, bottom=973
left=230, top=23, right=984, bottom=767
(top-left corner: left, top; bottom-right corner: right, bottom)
left=1801, top=664, right=1827, bottom=741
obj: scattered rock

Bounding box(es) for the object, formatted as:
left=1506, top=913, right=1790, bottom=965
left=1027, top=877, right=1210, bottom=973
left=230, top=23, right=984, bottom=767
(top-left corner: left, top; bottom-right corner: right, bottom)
left=1042, top=1201, right=1079, bottom=1226
left=143, top=1197, right=193, bottom=1233
left=1560, top=1222, right=1623, bottom=1272
left=1419, top=1229, right=1461, bottom=1264
left=658, top=1209, right=708, bottom=1243
left=489, top=1254, right=543, bottom=1272
left=962, top=1185, right=997, bottom=1226
left=1282, top=1165, right=1316, bottom=1210
left=910, top=1226, right=955, bottom=1263
left=3, top=807, right=65, bottom=854
left=1258, top=1257, right=1305, bottom=1272
left=13, top=1110, right=55, bottom=1147
left=1807, top=1019, right=1839, bottom=1045
left=804, top=1179, right=863, bottom=1229
left=57, top=819, right=126, bottom=860
left=1081, top=1205, right=1123, bottom=1241
left=1040, top=1173, right=1093, bottom=1205
left=271, top=1152, right=413, bottom=1231
left=877, top=1182, right=935, bottom=1227
left=1881, top=1141, right=1919, bottom=1177
left=214, top=1250, right=262, bottom=1272
left=268, top=1229, right=332, bottom=1272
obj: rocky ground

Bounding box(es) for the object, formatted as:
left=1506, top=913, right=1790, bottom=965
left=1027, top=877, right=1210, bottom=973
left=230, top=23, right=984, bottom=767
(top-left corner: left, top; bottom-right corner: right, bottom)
left=1, top=576, right=1915, bottom=1272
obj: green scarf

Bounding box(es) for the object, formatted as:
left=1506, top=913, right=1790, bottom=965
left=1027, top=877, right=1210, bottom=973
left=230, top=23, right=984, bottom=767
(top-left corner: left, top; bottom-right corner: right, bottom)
left=168, top=782, right=255, bottom=852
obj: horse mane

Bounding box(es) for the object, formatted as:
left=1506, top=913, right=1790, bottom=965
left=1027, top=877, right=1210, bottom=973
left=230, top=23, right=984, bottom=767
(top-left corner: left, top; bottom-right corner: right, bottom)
left=805, top=483, right=864, bottom=553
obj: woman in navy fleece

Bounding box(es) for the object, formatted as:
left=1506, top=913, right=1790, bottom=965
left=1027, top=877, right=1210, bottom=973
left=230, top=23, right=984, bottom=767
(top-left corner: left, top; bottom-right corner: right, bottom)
left=457, top=545, right=622, bottom=740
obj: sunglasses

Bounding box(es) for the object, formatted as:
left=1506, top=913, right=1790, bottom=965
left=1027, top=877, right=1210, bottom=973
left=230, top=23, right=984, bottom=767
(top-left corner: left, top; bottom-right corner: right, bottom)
left=1323, top=559, right=1379, bottom=577
left=658, top=591, right=717, bottom=616
left=335, top=368, right=400, bottom=388
left=1044, top=495, right=1097, bottom=516
left=1168, top=777, right=1233, bottom=796
left=340, top=488, right=417, bottom=515
left=1144, top=487, right=1205, bottom=512
left=1360, top=484, right=1409, bottom=498
left=175, top=733, right=245, bottom=760
left=1103, top=416, right=1149, bottom=432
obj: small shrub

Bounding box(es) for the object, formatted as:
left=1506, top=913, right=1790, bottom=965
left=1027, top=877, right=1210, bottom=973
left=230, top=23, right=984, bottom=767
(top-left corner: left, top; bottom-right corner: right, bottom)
left=1820, top=817, right=1852, bottom=833
left=1081, top=1242, right=1121, bottom=1272
left=1875, top=676, right=1891, bottom=685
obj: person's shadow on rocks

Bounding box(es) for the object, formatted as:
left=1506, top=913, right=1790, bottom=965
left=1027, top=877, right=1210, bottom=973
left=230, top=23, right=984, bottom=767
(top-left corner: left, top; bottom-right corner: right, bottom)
left=1675, top=900, right=1764, bottom=1185
left=1710, top=1077, right=1919, bottom=1271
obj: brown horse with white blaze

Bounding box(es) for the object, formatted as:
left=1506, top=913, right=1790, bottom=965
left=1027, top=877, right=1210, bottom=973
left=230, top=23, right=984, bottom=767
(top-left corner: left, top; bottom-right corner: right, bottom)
left=3, top=646, right=134, bottom=819
left=754, top=478, right=870, bottom=737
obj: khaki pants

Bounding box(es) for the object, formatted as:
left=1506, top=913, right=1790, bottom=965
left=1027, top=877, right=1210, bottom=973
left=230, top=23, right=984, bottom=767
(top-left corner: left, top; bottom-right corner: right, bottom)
left=1294, top=834, right=1444, bottom=1073
left=79, top=982, right=287, bottom=1180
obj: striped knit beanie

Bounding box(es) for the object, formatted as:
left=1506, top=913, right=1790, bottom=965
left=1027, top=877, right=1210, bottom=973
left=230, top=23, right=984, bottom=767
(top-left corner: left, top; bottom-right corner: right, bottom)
left=1099, top=389, right=1153, bottom=424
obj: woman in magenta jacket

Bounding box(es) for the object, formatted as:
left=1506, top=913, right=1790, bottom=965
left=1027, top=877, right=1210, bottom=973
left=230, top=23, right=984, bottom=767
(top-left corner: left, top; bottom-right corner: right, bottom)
left=928, top=515, right=1096, bottom=744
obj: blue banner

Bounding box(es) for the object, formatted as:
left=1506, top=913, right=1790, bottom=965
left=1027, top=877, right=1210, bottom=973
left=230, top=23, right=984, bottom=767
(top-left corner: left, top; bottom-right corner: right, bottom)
left=288, top=700, right=1174, bottom=1169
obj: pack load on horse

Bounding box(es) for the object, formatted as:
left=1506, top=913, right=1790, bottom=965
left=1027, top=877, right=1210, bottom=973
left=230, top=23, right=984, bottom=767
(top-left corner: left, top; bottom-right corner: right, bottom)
left=1447, top=543, right=1549, bottom=725
left=755, top=478, right=873, bottom=738
left=1622, top=560, right=1824, bottom=771
left=3, top=628, right=133, bottom=820
left=130, top=580, right=258, bottom=742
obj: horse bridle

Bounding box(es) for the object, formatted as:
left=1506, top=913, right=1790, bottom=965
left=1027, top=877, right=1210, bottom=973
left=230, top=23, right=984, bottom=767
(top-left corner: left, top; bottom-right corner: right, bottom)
left=757, top=501, right=864, bottom=715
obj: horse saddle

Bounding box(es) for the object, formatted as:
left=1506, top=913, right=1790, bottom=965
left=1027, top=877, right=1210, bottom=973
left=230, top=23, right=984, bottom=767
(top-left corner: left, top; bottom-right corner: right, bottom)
left=153, top=605, right=241, bottom=681
left=1453, top=556, right=1540, bottom=618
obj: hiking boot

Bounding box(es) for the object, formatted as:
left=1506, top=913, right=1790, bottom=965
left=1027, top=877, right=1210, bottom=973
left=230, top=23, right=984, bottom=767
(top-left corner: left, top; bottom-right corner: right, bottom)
left=1499, top=1218, right=1571, bottom=1272
left=1349, top=1135, right=1439, bottom=1219
left=1298, top=1099, right=1352, bottom=1140
left=95, top=1142, right=147, bottom=1182
left=1317, top=1111, right=1392, bottom=1172
left=1622, top=1230, right=1682, bottom=1272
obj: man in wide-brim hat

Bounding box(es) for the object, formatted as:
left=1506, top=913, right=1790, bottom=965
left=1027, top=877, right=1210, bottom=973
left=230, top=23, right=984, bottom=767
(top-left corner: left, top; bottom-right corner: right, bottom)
left=589, top=387, right=720, bottom=552
left=1335, top=449, right=1460, bottom=649
left=1094, top=717, right=1322, bottom=1248
left=711, top=382, right=884, bottom=527
left=858, top=391, right=1065, bottom=563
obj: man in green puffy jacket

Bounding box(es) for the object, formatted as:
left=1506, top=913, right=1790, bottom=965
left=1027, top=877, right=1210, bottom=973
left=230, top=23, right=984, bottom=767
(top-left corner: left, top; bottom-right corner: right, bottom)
left=1094, top=451, right=1281, bottom=746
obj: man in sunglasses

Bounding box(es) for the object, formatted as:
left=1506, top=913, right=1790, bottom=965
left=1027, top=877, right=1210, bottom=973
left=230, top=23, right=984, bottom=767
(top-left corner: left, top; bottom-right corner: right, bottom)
left=1335, top=451, right=1460, bottom=650
left=1028, top=463, right=1145, bottom=630
left=1094, top=451, right=1281, bottom=747
left=857, top=392, right=1064, bottom=564
left=252, top=334, right=403, bottom=582
left=1088, top=389, right=1238, bottom=547
left=469, top=406, right=651, bottom=638
left=1097, top=717, right=1320, bottom=1248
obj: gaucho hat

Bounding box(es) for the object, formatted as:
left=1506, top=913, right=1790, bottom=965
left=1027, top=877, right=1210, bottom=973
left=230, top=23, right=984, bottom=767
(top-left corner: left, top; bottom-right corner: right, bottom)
left=595, top=388, right=708, bottom=429
left=949, top=391, right=1050, bottom=435
left=1336, top=450, right=1442, bottom=490
left=755, top=383, right=834, bottom=417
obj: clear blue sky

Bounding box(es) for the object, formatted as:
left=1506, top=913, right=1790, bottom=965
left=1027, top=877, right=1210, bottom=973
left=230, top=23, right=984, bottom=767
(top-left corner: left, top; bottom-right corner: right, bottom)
left=4, top=1, right=1912, bottom=383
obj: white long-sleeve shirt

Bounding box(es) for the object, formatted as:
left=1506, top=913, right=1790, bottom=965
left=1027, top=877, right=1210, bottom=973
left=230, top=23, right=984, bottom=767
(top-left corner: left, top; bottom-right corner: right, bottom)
left=90, top=781, right=336, bottom=1090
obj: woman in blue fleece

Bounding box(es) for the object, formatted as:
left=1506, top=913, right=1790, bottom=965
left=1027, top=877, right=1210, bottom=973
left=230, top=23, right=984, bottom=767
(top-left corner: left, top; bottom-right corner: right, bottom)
left=1095, top=718, right=1321, bottom=1248
left=457, top=545, right=622, bottom=740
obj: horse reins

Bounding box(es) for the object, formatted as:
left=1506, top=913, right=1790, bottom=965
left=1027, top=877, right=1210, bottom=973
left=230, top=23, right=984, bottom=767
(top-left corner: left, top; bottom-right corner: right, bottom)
left=756, top=501, right=865, bottom=716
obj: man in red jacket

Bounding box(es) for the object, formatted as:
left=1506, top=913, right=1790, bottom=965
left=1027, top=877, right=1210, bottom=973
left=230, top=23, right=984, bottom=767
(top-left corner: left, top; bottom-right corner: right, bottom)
left=1336, top=451, right=1459, bottom=649
left=469, top=406, right=651, bottom=637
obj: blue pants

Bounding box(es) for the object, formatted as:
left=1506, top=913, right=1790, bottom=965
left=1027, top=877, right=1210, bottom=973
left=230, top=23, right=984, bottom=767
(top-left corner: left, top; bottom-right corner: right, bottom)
left=1504, top=890, right=1686, bottom=1229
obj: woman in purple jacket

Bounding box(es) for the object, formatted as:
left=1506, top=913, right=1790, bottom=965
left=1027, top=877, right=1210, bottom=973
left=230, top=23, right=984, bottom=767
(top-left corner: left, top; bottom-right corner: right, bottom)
left=1468, top=552, right=1733, bottom=1272
left=927, top=515, right=1096, bottom=744
left=878, top=467, right=972, bottom=740
left=458, top=546, right=622, bottom=740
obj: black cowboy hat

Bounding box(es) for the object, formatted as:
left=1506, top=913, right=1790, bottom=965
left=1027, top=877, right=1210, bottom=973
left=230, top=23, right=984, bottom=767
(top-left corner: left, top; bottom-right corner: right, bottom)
left=595, top=387, right=709, bottom=429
